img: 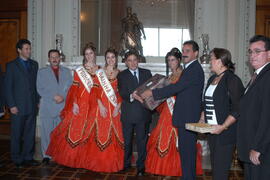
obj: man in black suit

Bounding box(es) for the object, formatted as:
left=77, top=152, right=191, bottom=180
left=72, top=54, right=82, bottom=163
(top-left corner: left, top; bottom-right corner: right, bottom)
left=0, top=65, right=4, bottom=118
left=141, top=40, right=204, bottom=180
left=5, top=39, right=40, bottom=168
left=117, top=51, right=152, bottom=176
left=237, top=35, right=270, bottom=180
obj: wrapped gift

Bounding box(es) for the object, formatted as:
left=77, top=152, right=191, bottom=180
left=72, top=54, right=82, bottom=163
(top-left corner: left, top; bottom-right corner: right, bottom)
left=136, top=74, right=170, bottom=110
left=185, top=123, right=214, bottom=133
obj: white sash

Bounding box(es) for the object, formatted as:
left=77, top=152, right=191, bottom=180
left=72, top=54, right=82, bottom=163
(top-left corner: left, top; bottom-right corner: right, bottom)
left=96, top=69, right=118, bottom=107
left=166, top=96, right=178, bottom=148
left=166, top=97, right=175, bottom=115
left=75, top=66, right=93, bottom=93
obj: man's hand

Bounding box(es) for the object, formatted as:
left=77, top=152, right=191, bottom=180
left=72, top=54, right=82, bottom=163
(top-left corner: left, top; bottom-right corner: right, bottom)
left=54, top=95, right=64, bottom=104
left=10, top=106, right=19, bottom=115
left=249, top=149, right=261, bottom=165
left=132, top=91, right=143, bottom=103
left=141, top=89, right=153, bottom=100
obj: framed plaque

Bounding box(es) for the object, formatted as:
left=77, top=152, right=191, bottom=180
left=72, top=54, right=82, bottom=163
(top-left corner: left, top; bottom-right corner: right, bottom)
left=136, top=74, right=170, bottom=110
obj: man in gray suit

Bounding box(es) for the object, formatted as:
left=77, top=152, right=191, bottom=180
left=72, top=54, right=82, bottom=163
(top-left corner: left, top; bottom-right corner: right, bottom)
left=37, top=49, right=72, bottom=164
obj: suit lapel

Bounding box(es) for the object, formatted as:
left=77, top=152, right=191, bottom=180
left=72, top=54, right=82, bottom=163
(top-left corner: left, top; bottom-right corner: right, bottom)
left=48, top=66, right=59, bottom=86
left=15, top=58, right=28, bottom=76
left=138, top=68, right=144, bottom=85
left=246, top=63, right=270, bottom=93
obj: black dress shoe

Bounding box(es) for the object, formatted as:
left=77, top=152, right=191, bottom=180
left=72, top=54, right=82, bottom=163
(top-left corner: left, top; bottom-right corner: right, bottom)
left=15, top=163, right=23, bottom=168
left=119, top=166, right=131, bottom=173
left=136, top=168, right=145, bottom=176
left=24, top=160, right=40, bottom=166
left=42, top=158, right=50, bottom=165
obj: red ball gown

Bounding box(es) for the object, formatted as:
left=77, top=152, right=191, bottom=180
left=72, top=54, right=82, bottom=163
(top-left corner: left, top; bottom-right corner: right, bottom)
left=82, top=72, right=124, bottom=172
left=145, top=75, right=203, bottom=177
left=46, top=68, right=124, bottom=172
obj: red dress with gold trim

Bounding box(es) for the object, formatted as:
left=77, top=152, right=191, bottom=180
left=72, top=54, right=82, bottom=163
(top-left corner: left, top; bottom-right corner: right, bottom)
left=81, top=77, right=124, bottom=172
left=46, top=70, right=100, bottom=168
left=145, top=77, right=203, bottom=177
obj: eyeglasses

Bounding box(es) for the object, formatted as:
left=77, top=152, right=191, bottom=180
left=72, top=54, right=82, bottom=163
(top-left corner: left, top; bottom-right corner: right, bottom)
left=248, top=49, right=267, bottom=55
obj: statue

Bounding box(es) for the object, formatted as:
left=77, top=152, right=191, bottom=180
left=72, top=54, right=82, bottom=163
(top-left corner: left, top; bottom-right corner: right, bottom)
left=56, top=34, right=66, bottom=62
left=120, top=7, right=146, bottom=62
left=199, top=34, right=210, bottom=64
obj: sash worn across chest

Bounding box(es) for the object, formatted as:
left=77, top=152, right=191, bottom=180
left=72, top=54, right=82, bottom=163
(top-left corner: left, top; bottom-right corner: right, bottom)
left=96, top=69, right=118, bottom=107
left=166, top=97, right=175, bottom=115
left=75, top=66, right=93, bottom=93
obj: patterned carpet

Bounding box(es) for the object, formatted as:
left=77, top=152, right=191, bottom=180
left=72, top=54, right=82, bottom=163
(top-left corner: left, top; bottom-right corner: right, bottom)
left=0, top=139, right=244, bottom=180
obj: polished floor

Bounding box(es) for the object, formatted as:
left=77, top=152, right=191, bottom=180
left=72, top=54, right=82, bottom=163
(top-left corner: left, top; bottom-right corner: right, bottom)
left=0, top=139, right=244, bottom=180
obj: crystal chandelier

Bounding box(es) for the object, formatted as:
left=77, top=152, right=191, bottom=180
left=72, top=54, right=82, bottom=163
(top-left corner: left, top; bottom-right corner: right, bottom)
left=137, top=0, right=168, bottom=6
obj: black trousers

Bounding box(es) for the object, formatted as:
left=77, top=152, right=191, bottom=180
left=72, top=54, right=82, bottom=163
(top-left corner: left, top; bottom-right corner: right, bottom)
left=208, top=135, right=234, bottom=180
left=10, top=114, right=36, bottom=164
left=243, top=148, right=270, bottom=180
left=122, top=121, right=148, bottom=170
left=178, top=127, right=197, bottom=180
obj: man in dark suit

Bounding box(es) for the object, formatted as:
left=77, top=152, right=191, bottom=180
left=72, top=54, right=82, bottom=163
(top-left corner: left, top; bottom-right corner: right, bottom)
left=0, top=65, right=4, bottom=118
left=141, top=40, right=204, bottom=180
left=237, top=35, right=270, bottom=180
left=117, top=51, right=152, bottom=176
left=5, top=39, right=40, bottom=168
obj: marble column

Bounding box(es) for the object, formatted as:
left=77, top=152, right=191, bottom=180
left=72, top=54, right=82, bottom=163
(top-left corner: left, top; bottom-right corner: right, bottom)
left=194, top=0, right=256, bottom=85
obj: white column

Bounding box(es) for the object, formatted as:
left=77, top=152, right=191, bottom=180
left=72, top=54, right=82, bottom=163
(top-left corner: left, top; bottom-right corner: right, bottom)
left=55, top=0, right=80, bottom=62
left=194, top=0, right=256, bottom=85
left=28, top=0, right=43, bottom=66
left=41, top=0, right=55, bottom=67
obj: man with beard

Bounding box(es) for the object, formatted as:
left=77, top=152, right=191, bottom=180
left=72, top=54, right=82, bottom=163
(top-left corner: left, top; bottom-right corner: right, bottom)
left=36, top=49, right=72, bottom=165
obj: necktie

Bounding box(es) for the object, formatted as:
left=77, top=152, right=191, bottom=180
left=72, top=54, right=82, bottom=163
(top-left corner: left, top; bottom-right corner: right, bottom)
left=24, top=61, right=30, bottom=71
left=249, top=72, right=257, bottom=87
left=133, top=71, right=139, bottom=84
left=246, top=72, right=257, bottom=91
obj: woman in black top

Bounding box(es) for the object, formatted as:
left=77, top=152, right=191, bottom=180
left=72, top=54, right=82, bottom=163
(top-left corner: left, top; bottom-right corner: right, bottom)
left=200, top=48, right=244, bottom=180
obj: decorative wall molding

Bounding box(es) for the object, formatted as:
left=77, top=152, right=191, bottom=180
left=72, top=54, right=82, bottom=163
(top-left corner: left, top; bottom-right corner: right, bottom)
left=237, top=0, right=256, bottom=85
left=72, top=0, right=80, bottom=59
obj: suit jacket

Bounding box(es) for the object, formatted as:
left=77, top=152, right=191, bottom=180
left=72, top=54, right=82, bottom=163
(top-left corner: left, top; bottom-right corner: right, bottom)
left=37, top=65, right=72, bottom=117
left=117, top=68, right=152, bottom=123
left=0, top=65, right=4, bottom=113
left=204, top=70, right=244, bottom=145
left=153, top=60, right=204, bottom=127
left=237, top=63, right=270, bottom=162
left=5, top=58, right=39, bottom=115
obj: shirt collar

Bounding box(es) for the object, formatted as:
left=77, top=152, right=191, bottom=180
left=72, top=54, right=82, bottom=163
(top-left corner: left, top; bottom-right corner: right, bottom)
left=19, top=57, right=29, bottom=62
left=129, top=68, right=139, bottom=74
left=255, top=62, right=270, bottom=75
left=184, top=59, right=197, bottom=69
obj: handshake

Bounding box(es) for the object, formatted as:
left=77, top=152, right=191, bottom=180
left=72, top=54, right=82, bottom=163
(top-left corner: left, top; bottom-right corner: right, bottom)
left=131, top=74, right=169, bottom=110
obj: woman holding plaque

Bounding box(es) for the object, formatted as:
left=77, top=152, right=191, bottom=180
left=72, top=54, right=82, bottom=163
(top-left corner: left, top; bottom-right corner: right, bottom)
left=82, top=47, right=124, bottom=172
left=145, top=48, right=203, bottom=177
left=46, top=43, right=100, bottom=168
left=200, top=48, right=244, bottom=180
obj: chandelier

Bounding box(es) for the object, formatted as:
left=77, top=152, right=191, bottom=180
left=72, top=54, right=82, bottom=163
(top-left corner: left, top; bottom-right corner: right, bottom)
left=137, top=0, right=169, bottom=6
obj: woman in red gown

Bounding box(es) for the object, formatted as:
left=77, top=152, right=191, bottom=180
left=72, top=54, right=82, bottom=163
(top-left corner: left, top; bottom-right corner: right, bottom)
left=46, top=43, right=100, bottom=168
left=82, top=48, right=124, bottom=172
left=145, top=48, right=203, bottom=177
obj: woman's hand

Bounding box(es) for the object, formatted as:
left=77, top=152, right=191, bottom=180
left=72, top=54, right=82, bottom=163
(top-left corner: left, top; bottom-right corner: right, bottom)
left=72, top=103, right=79, bottom=115
left=98, top=100, right=107, bottom=118
left=112, top=103, right=121, bottom=117
left=198, top=111, right=205, bottom=123
left=210, top=125, right=226, bottom=134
